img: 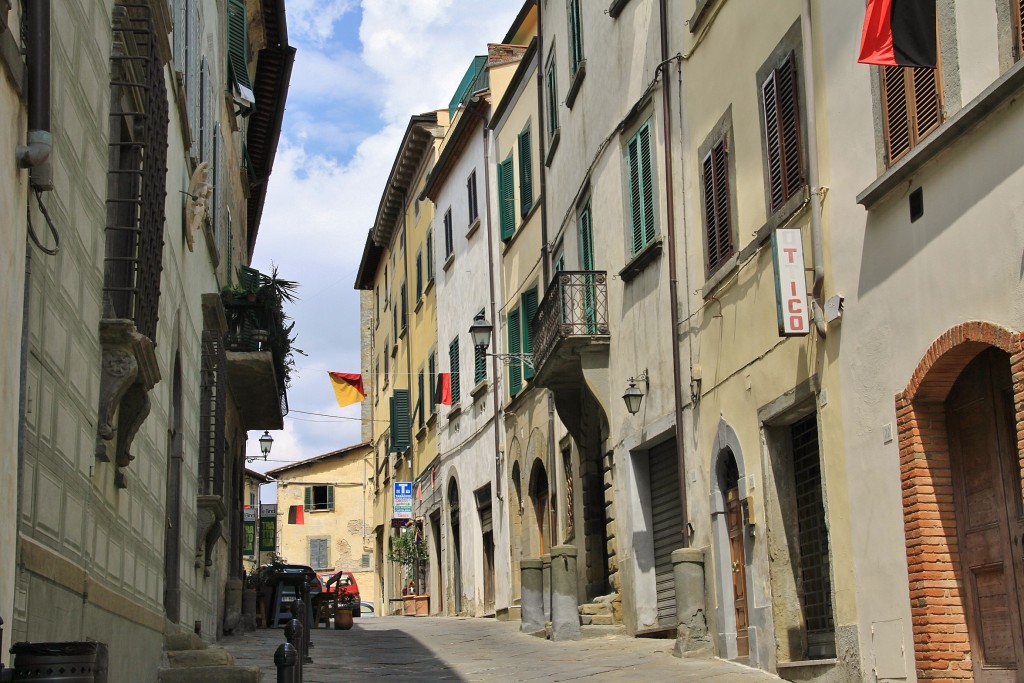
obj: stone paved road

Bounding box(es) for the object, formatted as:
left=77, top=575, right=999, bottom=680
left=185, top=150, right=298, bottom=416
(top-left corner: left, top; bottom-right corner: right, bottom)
left=222, top=616, right=782, bottom=682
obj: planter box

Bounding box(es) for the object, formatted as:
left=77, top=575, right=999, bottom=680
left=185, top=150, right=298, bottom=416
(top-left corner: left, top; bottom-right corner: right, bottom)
left=403, top=595, right=429, bottom=616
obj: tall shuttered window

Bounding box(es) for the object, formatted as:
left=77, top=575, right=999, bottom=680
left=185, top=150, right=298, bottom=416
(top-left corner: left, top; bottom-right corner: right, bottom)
left=762, top=53, right=805, bottom=214
left=702, top=137, right=733, bottom=276
left=519, top=126, right=534, bottom=217
left=546, top=54, right=559, bottom=136
left=449, top=338, right=462, bottom=406
left=625, top=121, right=656, bottom=256
left=474, top=309, right=487, bottom=385
left=567, top=0, right=584, bottom=77
left=881, top=63, right=943, bottom=165
left=226, top=0, right=254, bottom=104
left=415, top=251, right=423, bottom=302
left=508, top=309, right=522, bottom=397
left=389, top=389, right=410, bottom=453
left=467, top=170, right=479, bottom=225
left=498, top=154, right=515, bottom=241
left=521, top=289, right=538, bottom=381
left=443, top=208, right=454, bottom=258
left=428, top=351, right=437, bottom=415
left=399, top=281, right=407, bottom=331
left=417, top=369, right=425, bottom=429
left=304, top=485, right=335, bottom=512
left=309, top=538, right=330, bottom=570
left=426, top=229, right=434, bottom=282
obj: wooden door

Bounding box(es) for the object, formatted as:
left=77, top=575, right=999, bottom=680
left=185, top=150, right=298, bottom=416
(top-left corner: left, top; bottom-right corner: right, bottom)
left=947, top=349, right=1024, bottom=680
left=726, top=486, right=749, bottom=657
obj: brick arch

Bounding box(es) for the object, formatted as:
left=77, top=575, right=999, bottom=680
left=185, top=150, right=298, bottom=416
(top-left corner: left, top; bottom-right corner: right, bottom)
left=895, top=321, right=1024, bottom=680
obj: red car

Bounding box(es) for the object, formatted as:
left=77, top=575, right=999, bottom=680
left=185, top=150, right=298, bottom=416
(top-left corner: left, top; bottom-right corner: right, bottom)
left=317, top=570, right=362, bottom=617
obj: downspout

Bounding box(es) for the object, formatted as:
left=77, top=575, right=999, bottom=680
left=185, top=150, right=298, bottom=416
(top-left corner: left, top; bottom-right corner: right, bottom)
left=801, top=0, right=827, bottom=337
left=659, top=0, right=690, bottom=546
left=481, top=112, right=503, bottom=505
left=533, top=4, right=558, bottom=554
left=15, top=0, right=53, bottom=189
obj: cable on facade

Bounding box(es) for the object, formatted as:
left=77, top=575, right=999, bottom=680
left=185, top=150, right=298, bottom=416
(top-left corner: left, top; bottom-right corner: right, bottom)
left=27, top=190, right=60, bottom=256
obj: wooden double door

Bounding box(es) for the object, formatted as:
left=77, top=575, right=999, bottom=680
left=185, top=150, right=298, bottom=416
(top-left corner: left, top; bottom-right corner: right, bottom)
left=946, top=349, right=1024, bottom=680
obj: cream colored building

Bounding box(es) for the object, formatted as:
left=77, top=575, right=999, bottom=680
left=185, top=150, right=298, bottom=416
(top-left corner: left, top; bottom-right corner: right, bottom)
left=4, top=0, right=293, bottom=679
left=267, top=443, right=377, bottom=605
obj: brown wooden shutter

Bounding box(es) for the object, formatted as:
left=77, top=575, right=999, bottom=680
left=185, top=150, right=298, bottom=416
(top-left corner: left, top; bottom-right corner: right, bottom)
left=881, top=66, right=911, bottom=162
left=702, top=138, right=733, bottom=275
left=761, top=53, right=805, bottom=214
left=881, top=63, right=943, bottom=165
left=1014, top=0, right=1024, bottom=61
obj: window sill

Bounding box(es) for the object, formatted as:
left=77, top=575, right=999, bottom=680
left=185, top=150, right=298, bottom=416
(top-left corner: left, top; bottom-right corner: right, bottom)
left=427, top=410, right=437, bottom=427
left=857, top=58, right=1024, bottom=208
left=443, top=253, right=456, bottom=272
left=415, top=425, right=427, bottom=441
left=390, top=343, right=398, bottom=358
left=619, top=237, right=663, bottom=282
left=607, top=0, right=633, bottom=18
left=701, top=254, right=739, bottom=300
left=466, top=217, right=481, bottom=239
left=305, top=508, right=334, bottom=514
left=425, top=278, right=434, bottom=295
left=399, top=326, right=408, bottom=341
left=688, top=0, right=713, bottom=34
left=565, top=61, right=587, bottom=109
left=414, top=298, right=423, bottom=314
left=448, top=403, right=463, bottom=420
left=545, top=128, right=561, bottom=167
left=776, top=659, right=837, bottom=669
left=471, top=379, right=489, bottom=399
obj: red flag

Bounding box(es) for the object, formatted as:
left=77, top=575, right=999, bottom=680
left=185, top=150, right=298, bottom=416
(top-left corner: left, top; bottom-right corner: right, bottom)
left=859, top=0, right=937, bottom=68
left=288, top=505, right=304, bottom=525
left=434, top=373, right=452, bottom=406
left=328, top=372, right=365, bottom=408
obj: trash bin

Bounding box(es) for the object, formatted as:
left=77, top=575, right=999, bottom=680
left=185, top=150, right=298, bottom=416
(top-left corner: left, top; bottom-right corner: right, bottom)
left=11, top=642, right=98, bottom=682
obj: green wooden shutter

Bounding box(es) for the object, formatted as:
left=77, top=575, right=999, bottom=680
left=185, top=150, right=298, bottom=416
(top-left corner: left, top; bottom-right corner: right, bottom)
left=327, top=485, right=335, bottom=511
left=428, top=351, right=436, bottom=410
left=474, top=342, right=486, bottom=385
left=519, top=128, right=533, bottom=217
left=304, top=486, right=312, bottom=511
left=626, top=122, right=655, bottom=255
left=226, top=0, right=253, bottom=98
left=639, top=124, right=655, bottom=246
left=390, top=390, right=411, bottom=452
left=426, top=230, right=434, bottom=281
left=568, top=0, right=584, bottom=76
left=498, top=154, right=515, bottom=241
left=508, top=309, right=522, bottom=396
left=521, top=289, right=538, bottom=380
left=579, top=207, right=596, bottom=333
left=400, top=281, right=407, bottom=330
left=416, top=252, right=423, bottom=301
left=546, top=60, right=559, bottom=134
left=449, top=338, right=462, bottom=405
left=417, top=369, right=425, bottom=428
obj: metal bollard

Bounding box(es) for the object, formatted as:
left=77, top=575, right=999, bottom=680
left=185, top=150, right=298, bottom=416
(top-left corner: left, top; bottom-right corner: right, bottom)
left=301, top=584, right=314, bottom=650
left=291, top=597, right=312, bottom=663
left=274, top=642, right=299, bottom=683
left=284, top=618, right=304, bottom=682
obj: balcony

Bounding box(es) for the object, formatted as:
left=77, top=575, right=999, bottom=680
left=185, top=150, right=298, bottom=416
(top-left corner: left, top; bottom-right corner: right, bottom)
left=221, top=284, right=291, bottom=430
left=532, top=271, right=610, bottom=391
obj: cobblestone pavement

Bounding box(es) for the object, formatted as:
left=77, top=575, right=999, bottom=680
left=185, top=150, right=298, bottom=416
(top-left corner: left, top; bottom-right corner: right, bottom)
left=221, top=615, right=782, bottom=682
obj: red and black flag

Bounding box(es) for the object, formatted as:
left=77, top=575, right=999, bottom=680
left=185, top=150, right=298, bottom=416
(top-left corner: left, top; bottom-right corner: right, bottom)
left=433, top=373, right=452, bottom=406
left=859, top=0, right=937, bottom=68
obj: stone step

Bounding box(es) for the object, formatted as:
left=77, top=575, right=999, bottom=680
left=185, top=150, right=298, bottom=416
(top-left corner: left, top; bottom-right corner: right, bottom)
left=164, top=632, right=208, bottom=652
left=578, top=602, right=612, bottom=616
left=157, top=665, right=260, bottom=683
left=166, top=647, right=235, bottom=668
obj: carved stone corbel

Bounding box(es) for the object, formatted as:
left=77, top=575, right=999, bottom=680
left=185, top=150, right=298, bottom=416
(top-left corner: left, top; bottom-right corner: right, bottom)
left=96, top=319, right=162, bottom=486
left=196, top=494, right=226, bottom=576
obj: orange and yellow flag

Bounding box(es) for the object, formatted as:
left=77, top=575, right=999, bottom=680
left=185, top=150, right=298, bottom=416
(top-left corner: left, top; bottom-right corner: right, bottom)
left=328, top=372, right=365, bottom=408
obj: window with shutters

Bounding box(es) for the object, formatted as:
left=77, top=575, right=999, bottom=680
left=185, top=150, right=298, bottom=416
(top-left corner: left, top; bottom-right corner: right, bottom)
left=761, top=53, right=805, bottom=215
left=390, top=389, right=411, bottom=452
left=881, top=62, right=943, bottom=165
left=304, top=486, right=335, bottom=513
left=507, top=309, right=522, bottom=397
left=428, top=350, right=437, bottom=416
left=701, top=136, right=733, bottom=277
left=309, top=538, right=330, bottom=570
left=567, top=0, right=584, bottom=78
left=624, top=120, right=657, bottom=257
left=383, top=339, right=389, bottom=388
left=444, top=208, right=454, bottom=259
left=498, top=153, right=515, bottom=241
left=426, top=229, right=435, bottom=283
left=226, top=0, right=254, bottom=109
left=474, top=309, right=487, bottom=385
left=467, top=170, right=479, bottom=225
left=521, top=288, right=538, bottom=381
left=415, top=251, right=423, bottom=303
left=546, top=52, right=559, bottom=138
left=399, top=281, right=407, bottom=332
left=519, top=126, right=534, bottom=217
left=449, top=338, right=462, bottom=405
left=417, top=368, right=425, bottom=430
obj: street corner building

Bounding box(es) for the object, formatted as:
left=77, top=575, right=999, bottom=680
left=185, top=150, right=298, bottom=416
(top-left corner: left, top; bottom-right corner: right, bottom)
left=353, top=0, right=1024, bottom=681
left=1, top=0, right=295, bottom=680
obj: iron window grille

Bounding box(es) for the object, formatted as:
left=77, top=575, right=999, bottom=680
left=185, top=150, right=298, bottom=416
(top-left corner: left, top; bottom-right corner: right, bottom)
left=198, top=331, right=227, bottom=497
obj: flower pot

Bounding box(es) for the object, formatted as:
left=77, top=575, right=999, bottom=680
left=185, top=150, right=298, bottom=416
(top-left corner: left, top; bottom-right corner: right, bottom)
left=334, top=607, right=354, bottom=630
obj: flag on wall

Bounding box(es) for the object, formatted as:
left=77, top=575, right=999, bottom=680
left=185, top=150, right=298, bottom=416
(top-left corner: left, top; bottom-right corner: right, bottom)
left=433, top=372, right=452, bottom=406
left=858, top=0, right=937, bottom=68
left=287, top=505, right=304, bottom=525
left=328, top=372, right=365, bottom=407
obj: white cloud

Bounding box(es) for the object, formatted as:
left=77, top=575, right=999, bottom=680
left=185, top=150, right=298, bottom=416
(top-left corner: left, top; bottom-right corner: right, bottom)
left=286, top=0, right=358, bottom=45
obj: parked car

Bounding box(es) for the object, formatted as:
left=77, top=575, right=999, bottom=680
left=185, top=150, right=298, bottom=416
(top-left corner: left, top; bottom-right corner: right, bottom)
left=319, top=570, right=362, bottom=617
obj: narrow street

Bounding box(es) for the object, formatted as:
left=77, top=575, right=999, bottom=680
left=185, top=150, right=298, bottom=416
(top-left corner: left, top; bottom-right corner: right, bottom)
left=222, top=616, right=781, bottom=682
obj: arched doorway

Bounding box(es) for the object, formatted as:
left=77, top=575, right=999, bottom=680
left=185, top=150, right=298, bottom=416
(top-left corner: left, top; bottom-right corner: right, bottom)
left=897, top=324, right=1024, bottom=679
left=528, top=460, right=549, bottom=555
left=447, top=479, right=462, bottom=615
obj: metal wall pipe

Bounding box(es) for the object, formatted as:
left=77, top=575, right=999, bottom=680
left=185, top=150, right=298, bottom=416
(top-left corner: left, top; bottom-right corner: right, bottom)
left=15, top=0, right=53, bottom=189
left=801, top=0, right=828, bottom=337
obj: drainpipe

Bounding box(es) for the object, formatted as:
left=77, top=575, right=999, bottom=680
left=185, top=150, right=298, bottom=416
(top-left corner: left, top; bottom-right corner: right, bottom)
left=801, top=0, right=827, bottom=337
left=15, top=0, right=53, bottom=189
left=659, top=0, right=690, bottom=546
left=481, top=112, right=503, bottom=505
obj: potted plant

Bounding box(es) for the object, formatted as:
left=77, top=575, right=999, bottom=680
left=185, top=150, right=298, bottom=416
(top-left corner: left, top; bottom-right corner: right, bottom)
left=388, top=529, right=430, bottom=616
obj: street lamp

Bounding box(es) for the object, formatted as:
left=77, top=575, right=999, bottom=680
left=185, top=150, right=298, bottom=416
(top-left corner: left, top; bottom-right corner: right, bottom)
left=469, top=313, right=534, bottom=369
left=247, top=430, right=274, bottom=463
left=623, top=370, right=649, bottom=416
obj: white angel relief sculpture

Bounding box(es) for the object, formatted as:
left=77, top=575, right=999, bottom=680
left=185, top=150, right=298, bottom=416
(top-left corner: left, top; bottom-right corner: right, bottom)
left=185, top=161, right=212, bottom=252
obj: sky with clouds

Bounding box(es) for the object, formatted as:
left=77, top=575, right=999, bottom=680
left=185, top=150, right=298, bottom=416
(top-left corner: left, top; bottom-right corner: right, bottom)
left=244, top=1, right=522, bottom=473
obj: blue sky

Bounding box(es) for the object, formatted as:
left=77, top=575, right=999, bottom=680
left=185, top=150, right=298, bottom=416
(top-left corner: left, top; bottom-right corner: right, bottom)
left=244, top=1, right=522, bottom=471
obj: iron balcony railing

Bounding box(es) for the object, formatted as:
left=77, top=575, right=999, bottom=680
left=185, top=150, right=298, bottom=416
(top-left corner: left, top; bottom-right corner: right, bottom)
left=532, top=271, right=610, bottom=370
left=223, top=295, right=290, bottom=418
